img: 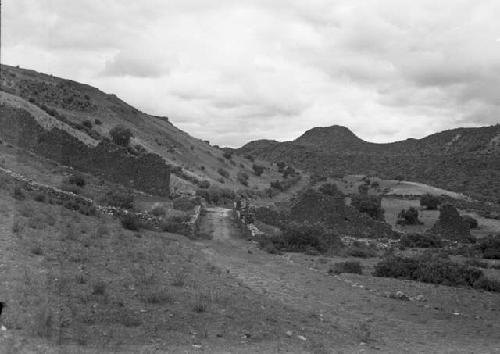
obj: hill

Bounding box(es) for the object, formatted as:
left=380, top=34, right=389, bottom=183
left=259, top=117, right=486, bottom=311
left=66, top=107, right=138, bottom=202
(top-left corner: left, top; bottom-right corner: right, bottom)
left=237, top=124, right=500, bottom=202
left=0, top=64, right=287, bottom=196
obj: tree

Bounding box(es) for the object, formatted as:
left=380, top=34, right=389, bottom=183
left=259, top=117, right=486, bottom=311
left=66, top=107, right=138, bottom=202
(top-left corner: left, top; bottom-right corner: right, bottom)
left=109, top=125, right=133, bottom=146
left=397, top=207, right=422, bottom=225
left=420, top=194, right=441, bottom=210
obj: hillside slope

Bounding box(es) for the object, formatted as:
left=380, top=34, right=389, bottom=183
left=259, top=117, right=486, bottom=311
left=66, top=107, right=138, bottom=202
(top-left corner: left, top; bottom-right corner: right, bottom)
left=0, top=64, right=285, bottom=195
left=237, top=124, right=500, bottom=202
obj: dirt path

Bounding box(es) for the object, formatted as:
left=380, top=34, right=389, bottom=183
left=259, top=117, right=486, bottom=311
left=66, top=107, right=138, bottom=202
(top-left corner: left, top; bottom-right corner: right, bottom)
left=197, top=207, right=500, bottom=353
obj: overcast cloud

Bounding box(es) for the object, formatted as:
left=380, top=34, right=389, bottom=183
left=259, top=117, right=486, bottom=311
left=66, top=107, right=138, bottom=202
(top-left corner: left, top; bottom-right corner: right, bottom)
left=3, top=0, right=500, bottom=146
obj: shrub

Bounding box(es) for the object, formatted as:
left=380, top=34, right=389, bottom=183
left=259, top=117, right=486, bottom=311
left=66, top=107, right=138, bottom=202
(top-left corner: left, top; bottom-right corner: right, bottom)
left=109, top=125, right=133, bottom=146
left=92, top=281, right=106, bottom=295
left=61, top=182, right=82, bottom=195
left=343, top=242, right=378, bottom=258
left=329, top=261, right=362, bottom=275
left=462, top=215, right=478, bottom=229
left=319, top=183, right=343, bottom=197
left=245, top=154, right=255, bottom=162
left=269, top=222, right=341, bottom=253
left=351, top=195, right=384, bottom=220
left=151, top=206, right=166, bottom=217
left=358, top=184, right=369, bottom=196
left=237, top=171, right=249, bottom=186
left=33, top=193, right=47, bottom=203
left=217, top=168, right=230, bottom=179
left=94, top=119, right=102, bottom=125
left=475, top=235, right=500, bottom=259
left=13, top=186, right=26, bottom=200
left=68, top=173, right=85, bottom=187
left=373, top=255, right=500, bottom=292
left=420, top=194, right=441, bottom=210
left=102, top=190, right=134, bottom=209
left=173, top=196, right=199, bottom=211
left=276, top=162, right=285, bottom=172
left=283, top=166, right=296, bottom=178
left=254, top=207, right=286, bottom=228
left=160, top=215, right=190, bottom=235
left=397, top=207, right=422, bottom=225
left=142, top=287, right=174, bottom=304
left=120, top=214, right=141, bottom=230
left=82, top=120, right=92, bottom=129
left=199, top=180, right=210, bottom=189
left=399, top=233, right=443, bottom=248
left=252, top=164, right=265, bottom=177
left=195, top=187, right=235, bottom=205
left=222, top=151, right=232, bottom=160
left=465, top=258, right=489, bottom=269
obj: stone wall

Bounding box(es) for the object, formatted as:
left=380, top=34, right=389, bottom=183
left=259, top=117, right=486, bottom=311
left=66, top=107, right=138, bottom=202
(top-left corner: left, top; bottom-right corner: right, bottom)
left=0, top=104, right=170, bottom=196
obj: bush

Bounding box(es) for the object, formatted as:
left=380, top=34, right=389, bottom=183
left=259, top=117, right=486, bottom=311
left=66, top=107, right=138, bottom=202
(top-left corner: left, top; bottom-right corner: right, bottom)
left=373, top=255, right=499, bottom=292
left=420, top=194, right=441, bottom=210
left=94, top=119, right=102, bottom=125
left=252, top=164, right=265, bottom=177
left=217, top=168, right=230, bottom=179
left=173, top=196, right=199, bottom=211
left=102, top=190, right=134, bottom=209
left=82, top=120, right=92, bottom=129
left=475, top=235, right=500, bottom=259
left=254, top=207, right=286, bottom=228
left=269, top=222, right=341, bottom=253
left=196, top=187, right=235, bottom=205
left=151, top=206, right=166, bottom=217
left=160, top=215, right=190, bottom=235
left=237, top=171, right=249, bottom=186
left=68, top=173, right=85, bottom=187
left=462, top=215, right=478, bottom=229
left=329, top=261, right=362, bottom=275
left=319, top=183, right=343, bottom=197
left=13, top=186, right=26, bottom=200
left=397, top=207, right=422, bottom=225
left=198, top=180, right=210, bottom=189
left=351, top=195, right=384, bottom=220
left=33, top=193, right=47, bottom=203
left=222, top=151, right=232, bottom=160
left=120, top=214, right=141, bottom=230
left=343, top=242, right=378, bottom=258
left=109, top=125, right=133, bottom=146
left=399, top=233, right=443, bottom=248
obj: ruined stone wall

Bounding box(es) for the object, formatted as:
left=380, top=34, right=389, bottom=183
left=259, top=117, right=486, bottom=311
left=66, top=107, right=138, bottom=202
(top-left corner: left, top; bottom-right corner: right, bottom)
left=0, top=105, right=170, bottom=196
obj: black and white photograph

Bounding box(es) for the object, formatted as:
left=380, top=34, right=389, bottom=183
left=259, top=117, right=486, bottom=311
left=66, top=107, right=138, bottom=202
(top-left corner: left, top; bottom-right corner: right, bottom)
left=1, top=0, right=500, bottom=352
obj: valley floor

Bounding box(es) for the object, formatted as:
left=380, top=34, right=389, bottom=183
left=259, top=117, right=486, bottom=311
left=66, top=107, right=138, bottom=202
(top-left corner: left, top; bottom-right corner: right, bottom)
left=196, top=207, right=500, bottom=353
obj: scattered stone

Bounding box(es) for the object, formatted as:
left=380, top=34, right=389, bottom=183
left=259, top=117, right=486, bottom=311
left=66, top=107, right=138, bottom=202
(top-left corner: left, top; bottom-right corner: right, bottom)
left=286, top=330, right=293, bottom=337
left=297, top=335, right=307, bottom=341
left=390, top=291, right=409, bottom=301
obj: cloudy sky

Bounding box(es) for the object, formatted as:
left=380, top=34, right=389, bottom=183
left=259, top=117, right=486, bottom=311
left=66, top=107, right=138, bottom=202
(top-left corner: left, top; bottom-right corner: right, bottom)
left=3, top=0, right=500, bottom=147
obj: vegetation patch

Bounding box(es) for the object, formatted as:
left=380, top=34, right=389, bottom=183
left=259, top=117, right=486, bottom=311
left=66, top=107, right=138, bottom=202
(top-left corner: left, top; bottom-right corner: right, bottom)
left=373, top=255, right=500, bottom=292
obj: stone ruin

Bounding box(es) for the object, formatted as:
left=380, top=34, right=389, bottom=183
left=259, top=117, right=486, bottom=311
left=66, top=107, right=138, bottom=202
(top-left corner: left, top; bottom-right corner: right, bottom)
left=289, top=189, right=396, bottom=239
left=429, top=204, right=471, bottom=241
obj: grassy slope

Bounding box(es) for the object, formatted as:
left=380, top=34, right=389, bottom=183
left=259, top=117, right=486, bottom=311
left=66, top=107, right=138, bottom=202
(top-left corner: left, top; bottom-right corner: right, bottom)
left=0, top=173, right=341, bottom=352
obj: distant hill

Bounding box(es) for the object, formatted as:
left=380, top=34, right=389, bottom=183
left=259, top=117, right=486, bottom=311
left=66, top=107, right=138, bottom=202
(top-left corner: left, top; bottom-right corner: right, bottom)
left=237, top=124, right=500, bottom=202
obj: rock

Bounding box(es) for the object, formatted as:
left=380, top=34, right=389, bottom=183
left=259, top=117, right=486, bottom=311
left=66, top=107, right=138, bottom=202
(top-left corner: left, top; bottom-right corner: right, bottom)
left=297, top=335, right=307, bottom=341
left=390, top=291, right=409, bottom=301
left=415, top=294, right=426, bottom=302
left=286, top=330, right=293, bottom=337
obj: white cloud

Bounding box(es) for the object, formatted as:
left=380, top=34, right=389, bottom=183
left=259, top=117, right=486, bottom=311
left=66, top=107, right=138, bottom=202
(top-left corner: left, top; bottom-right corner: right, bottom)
left=3, top=0, right=500, bottom=147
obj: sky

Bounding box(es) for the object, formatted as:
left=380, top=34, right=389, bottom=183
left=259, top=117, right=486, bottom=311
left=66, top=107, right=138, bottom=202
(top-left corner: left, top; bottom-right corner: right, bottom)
left=2, top=0, right=500, bottom=147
